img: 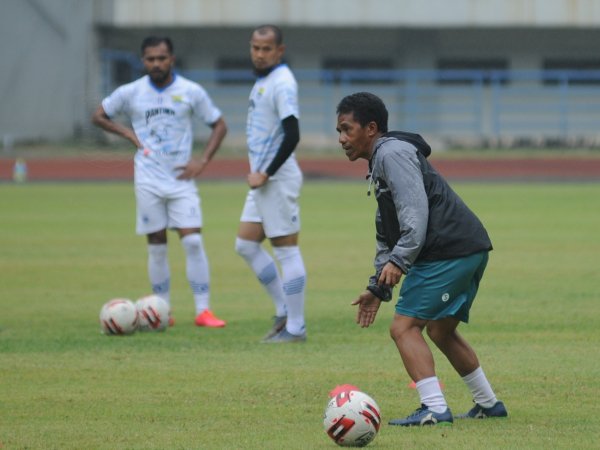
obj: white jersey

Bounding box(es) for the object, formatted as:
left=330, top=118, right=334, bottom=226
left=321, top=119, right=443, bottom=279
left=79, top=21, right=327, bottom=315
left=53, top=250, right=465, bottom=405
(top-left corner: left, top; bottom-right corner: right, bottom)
left=102, top=74, right=222, bottom=187
left=246, top=64, right=301, bottom=181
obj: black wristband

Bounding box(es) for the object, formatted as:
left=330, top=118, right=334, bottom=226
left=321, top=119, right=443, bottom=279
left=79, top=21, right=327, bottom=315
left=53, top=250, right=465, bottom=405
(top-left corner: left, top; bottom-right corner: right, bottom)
left=367, top=276, right=392, bottom=302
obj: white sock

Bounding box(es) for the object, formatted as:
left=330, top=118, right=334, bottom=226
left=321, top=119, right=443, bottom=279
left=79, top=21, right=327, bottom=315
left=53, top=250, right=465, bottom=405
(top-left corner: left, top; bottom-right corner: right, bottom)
left=147, top=243, right=170, bottom=306
left=462, top=367, right=498, bottom=408
left=181, top=234, right=210, bottom=314
left=416, top=377, right=447, bottom=413
left=273, top=246, right=306, bottom=336
left=235, top=238, right=286, bottom=317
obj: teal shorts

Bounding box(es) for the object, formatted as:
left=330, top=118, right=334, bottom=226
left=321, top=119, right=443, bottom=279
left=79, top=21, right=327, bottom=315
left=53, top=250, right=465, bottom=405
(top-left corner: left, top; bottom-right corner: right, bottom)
left=395, top=251, right=489, bottom=323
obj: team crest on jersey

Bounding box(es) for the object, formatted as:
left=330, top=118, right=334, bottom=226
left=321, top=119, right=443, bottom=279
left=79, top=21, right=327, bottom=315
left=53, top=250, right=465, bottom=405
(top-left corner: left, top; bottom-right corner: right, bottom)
left=258, top=87, right=265, bottom=96
left=171, top=95, right=183, bottom=103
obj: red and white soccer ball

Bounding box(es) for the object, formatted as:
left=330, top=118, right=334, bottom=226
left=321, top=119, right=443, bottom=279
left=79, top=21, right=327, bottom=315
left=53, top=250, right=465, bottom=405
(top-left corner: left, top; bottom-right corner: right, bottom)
left=99, top=298, right=138, bottom=335
left=135, top=295, right=170, bottom=332
left=323, top=389, right=382, bottom=447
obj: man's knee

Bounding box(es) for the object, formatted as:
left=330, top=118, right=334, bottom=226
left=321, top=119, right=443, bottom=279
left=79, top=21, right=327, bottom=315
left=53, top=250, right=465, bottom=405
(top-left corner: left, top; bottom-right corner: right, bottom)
left=181, top=233, right=202, bottom=253
left=389, top=323, right=402, bottom=343
left=235, top=237, right=259, bottom=258
left=390, top=316, right=424, bottom=342
left=147, top=229, right=167, bottom=244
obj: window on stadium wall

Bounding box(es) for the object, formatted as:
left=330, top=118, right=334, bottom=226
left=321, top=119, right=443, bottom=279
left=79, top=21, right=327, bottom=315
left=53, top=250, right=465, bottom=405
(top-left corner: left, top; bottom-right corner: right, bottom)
left=542, top=59, right=600, bottom=85
left=113, top=59, right=134, bottom=85
left=436, top=58, right=510, bottom=85
left=321, top=58, right=394, bottom=84
left=102, top=49, right=144, bottom=87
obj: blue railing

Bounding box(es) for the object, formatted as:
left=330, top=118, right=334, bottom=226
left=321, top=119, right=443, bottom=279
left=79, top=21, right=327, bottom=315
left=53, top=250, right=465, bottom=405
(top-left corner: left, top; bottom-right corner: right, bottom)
left=100, top=49, right=600, bottom=145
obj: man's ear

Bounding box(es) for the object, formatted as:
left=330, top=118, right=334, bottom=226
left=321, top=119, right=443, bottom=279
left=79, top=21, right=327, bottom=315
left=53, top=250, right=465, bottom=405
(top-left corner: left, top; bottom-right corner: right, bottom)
left=367, top=121, right=379, bottom=136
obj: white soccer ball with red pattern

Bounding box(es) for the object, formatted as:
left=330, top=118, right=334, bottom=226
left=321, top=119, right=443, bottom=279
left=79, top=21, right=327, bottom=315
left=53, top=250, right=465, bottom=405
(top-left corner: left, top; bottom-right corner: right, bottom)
left=135, top=295, right=170, bottom=331
left=99, top=298, right=138, bottom=335
left=323, top=389, right=381, bottom=447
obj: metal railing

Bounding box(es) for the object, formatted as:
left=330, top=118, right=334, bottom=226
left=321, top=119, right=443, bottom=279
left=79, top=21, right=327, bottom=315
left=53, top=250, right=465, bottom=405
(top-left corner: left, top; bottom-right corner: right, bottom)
left=101, top=50, right=600, bottom=146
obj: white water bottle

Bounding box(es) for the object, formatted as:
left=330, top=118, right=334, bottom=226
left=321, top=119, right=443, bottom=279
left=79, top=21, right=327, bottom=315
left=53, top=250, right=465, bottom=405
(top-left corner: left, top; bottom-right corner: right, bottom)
left=13, top=158, right=27, bottom=183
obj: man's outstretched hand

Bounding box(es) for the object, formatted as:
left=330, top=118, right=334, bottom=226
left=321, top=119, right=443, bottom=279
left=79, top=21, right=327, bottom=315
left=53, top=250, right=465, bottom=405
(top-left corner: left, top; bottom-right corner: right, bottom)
left=351, top=290, right=382, bottom=328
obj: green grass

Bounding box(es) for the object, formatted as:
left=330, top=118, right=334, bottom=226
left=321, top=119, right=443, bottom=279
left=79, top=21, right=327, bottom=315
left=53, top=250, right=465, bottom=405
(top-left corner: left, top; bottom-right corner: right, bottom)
left=1, top=181, right=599, bottom=449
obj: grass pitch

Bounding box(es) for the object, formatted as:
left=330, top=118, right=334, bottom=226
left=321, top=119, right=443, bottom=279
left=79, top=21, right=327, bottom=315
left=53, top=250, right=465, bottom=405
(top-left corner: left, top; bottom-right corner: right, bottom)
left=1, top=181, right=599, bottom=449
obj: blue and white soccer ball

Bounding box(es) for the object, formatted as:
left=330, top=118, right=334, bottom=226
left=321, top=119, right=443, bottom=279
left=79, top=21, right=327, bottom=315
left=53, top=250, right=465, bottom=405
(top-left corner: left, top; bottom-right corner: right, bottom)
left=135, top=295, right=170, bottom=332
left=323, top=389, right=381, bottom=447
left=100, top=298, right=138, bottom=335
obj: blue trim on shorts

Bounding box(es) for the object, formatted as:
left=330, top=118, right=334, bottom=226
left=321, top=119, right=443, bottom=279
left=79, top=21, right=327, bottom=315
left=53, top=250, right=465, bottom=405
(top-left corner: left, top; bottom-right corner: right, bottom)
left=395, top=251, right=489, bottom=322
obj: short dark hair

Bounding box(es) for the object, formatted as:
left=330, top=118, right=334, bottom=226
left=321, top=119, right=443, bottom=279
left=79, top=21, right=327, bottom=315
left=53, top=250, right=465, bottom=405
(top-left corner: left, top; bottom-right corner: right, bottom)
left=141, top=36, right=174, bottom=55
left=252, top=24, right=283, bottom=45
left=336, top=92, right=389, bottom=133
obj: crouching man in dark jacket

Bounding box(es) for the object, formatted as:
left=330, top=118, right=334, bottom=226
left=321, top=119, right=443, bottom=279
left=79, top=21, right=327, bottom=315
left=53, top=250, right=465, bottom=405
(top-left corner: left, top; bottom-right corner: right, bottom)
left=336, top=92, right=507, bottom=426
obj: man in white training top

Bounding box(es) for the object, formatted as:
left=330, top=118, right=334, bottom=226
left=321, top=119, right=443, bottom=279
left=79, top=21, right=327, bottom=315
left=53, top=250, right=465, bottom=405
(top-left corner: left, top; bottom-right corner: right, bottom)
left=92, top=36, right=227, bottom=328
left=235, top=25, right=307, bottom=343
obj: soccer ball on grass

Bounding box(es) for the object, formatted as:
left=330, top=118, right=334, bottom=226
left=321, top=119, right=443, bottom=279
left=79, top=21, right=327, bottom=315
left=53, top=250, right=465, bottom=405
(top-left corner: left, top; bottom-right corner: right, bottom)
left=323, top=389, right=381, bottom=447
left=135, top=294, right=170, bottom=331
left=99, top=298, right=138, bottom=335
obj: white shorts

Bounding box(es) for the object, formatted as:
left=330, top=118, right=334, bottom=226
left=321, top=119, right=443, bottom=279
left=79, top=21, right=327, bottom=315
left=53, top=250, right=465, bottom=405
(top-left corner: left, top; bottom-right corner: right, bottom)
left=135, top=181, right=202, bottom=235
left=240, top=177, right=302, bottom=238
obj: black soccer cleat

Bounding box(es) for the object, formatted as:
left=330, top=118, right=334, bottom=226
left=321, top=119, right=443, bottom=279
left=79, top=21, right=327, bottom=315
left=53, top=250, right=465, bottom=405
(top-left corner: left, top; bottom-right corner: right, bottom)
left=456, top=400, right=508, bottom=419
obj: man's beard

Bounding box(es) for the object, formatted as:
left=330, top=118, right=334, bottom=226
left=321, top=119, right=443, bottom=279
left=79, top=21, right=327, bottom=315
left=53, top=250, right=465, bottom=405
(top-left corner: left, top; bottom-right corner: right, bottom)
left=253, top=65, right=275, bottom=77
left=149, top=70, right=170, bottom=84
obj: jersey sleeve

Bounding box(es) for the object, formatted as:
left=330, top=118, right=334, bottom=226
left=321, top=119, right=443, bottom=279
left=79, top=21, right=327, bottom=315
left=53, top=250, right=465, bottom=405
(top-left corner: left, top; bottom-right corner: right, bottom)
left=190, top=85, right=222, bottom=125
left=101, top=84, right=130, bottom=118
left=273, top=76, right=299, bottom=121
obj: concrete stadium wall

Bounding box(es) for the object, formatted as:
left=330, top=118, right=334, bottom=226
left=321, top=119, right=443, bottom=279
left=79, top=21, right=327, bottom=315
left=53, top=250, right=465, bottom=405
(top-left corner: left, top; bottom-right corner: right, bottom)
left=96, top=26, right=600, bottom=73
left=4, top=0, right=600, bottom=145
left=0, top=0, right=98, bottom=144
left=98, top=0, right=600, bottom=27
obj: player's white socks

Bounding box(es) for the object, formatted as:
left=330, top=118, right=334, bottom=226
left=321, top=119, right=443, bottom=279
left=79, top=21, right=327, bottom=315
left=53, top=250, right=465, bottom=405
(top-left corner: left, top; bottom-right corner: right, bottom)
left=235, top=238, right=287, bottom=317
left=416, top=376, right=448, bottom=413
left=181, top=234, right=210, bottom=315
left=462, top=367, right=498, bottom=408
left=272, top=245, right=306, bottom=336
left=147, top=243, right=170, bottom=306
